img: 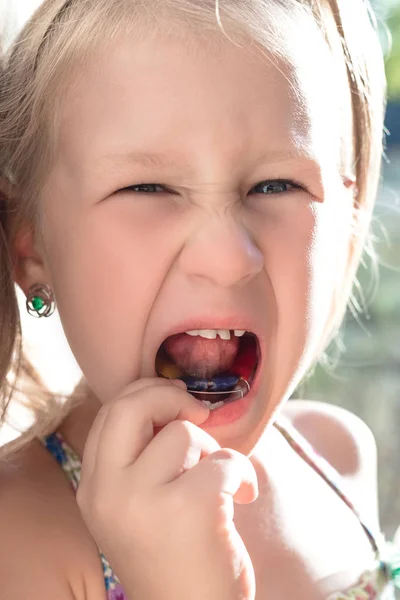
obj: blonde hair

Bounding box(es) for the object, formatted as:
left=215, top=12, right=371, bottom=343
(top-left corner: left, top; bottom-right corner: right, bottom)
left=0, top=0, right=387, bottom=458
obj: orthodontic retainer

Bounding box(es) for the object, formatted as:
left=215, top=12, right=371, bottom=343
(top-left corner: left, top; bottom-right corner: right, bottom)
left=181, top=375, right=251, bottom=399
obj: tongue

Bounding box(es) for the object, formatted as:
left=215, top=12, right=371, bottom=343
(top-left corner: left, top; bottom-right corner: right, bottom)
left=163, top=333, right=240, bottom=379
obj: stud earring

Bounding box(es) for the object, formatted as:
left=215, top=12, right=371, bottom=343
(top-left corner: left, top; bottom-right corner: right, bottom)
left=26, top=283, right=55, bottom=318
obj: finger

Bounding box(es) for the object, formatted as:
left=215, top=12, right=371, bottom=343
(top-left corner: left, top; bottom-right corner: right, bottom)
left=95, top=382, right=209, bottom=475
left=132, top=419, right=221, bottom=487
left=174, top=448, right=259, bottom=508
left=81, top=378, right=189, bottom=479
left=80, top=403, right=109, bottom=481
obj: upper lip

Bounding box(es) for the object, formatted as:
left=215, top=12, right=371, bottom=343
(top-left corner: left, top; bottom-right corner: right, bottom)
left=151, top=315, right=265, bottom=374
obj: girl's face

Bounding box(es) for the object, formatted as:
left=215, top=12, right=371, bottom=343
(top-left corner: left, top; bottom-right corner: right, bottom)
left=37, top=31, right=355, bottom=454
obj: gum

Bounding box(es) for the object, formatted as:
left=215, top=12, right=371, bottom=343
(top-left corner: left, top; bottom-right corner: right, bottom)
left=200, top=386, right=255, bottom=428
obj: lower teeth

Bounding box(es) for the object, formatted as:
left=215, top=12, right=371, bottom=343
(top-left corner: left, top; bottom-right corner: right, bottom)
left=201, top=400, right=226, bottom=411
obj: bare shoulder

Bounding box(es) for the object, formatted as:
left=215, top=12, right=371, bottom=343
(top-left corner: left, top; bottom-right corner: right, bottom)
left=0, top=437, right=106, bottom=599
left=281, top=399, right=380, bottom=529
left=281, top=399, right=377, bottom=475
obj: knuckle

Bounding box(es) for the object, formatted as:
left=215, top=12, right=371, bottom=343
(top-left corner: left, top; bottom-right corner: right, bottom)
left=107, top=381, right=189, bottom=417
left=205, top=449, right=235, bottom=474
left=109, top=396, right=133, bottom=413
left=97, top=395, right=138, bottom=423
left=209, top=448, right=248, bottom=472
left=164, top=418, right=195, bottom=441
left=214, top=447, right=239, bottom=461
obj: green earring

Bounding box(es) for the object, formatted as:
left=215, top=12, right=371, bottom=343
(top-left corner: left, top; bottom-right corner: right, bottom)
left=26, top=283, right=55, bottom=318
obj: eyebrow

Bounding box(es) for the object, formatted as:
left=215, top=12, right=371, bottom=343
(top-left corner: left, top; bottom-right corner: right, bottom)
left=103, top=151, right=182, bottom=170
left=101, top=148, right=321, bottom=174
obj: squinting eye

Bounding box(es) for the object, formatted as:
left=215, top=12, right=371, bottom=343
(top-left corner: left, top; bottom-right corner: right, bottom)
left=119, top=184, right=169, bottom=194
left=251, top=180, right=301, bottom=195
left=117, top=179, right=303, bottom=196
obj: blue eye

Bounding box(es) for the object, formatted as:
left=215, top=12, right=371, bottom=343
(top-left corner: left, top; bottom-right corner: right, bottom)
left=251, top=180, right=301, bottom=195
left=118, top=179, right=302, bottom=195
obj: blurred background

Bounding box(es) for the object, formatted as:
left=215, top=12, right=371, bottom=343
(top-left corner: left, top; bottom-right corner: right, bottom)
left=0, top=0, right=399, bottom=559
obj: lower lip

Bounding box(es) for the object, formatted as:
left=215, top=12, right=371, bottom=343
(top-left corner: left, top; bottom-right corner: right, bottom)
left=199, top=365, right=262, bottom=428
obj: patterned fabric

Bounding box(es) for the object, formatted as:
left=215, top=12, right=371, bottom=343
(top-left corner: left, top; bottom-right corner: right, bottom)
left=42, top=432, right=125, bottom=598
left=40, top=414, right=399, bottom=599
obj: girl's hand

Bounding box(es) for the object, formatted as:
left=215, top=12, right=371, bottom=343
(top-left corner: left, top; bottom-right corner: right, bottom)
left=76, top=378, right=258, bottom=600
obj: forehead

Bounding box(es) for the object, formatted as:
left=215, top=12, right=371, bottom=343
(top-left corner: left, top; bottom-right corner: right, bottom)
left=53, top=28, right=348, bottom=189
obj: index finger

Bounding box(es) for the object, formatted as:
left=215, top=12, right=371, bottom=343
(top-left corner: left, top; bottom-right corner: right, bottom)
left=93, top=380, right=209, bottom=476
left=80, top=378, right=197, bottom=479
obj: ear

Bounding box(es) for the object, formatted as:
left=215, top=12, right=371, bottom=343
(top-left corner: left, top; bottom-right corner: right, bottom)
left=0, top=176, right=52, bottom=295
left=12, top=223, right=53, bottom=294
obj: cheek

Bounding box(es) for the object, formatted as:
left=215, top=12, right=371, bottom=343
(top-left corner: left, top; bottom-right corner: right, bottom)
left=255, top=194, right=352, bottom=396
left=44, top=201, right=182, bottom=401
left=308, top=194, right=353, bottom=338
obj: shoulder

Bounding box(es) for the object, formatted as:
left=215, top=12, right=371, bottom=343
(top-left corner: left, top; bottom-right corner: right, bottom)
left=0, top=438, right=105, bottom=599
left=281, top=399, right=380, bottom=530
left=281, top=399, right=377, bottom=475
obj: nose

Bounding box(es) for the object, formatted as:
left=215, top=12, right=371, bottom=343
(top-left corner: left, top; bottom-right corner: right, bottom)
left=177, top=216, right=264, bottom=288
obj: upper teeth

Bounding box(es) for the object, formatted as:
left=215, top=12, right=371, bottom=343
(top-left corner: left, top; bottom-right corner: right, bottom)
left=185, top=329, right=246, bottom=340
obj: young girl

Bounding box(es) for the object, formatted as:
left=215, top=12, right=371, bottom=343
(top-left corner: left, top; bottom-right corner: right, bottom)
left=0, top=0, right=399, bottom=598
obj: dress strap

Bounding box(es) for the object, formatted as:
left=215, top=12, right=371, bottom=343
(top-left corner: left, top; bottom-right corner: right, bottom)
left=273, top=414, right=383, bottom=555
left=39, top=432, right=126, bottom=597
left=41, top=431, right=81, bottom=491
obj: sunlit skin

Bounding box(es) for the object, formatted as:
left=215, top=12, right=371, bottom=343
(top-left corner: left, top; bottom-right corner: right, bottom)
left=15, top=30, right=355, bottom=458
left=7, top=26, right=374, bottom=598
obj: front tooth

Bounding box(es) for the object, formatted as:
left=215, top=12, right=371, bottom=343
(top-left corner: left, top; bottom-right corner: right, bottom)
left=234, top=330, right=246, bottom=337
left=198, top=329, right=217, bottom=339
left=217, top=329, right=231, bottom=340
left=185, top=329, right=233, bottom=340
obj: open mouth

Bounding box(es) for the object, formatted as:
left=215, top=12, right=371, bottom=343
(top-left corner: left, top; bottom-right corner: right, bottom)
left=155, top=331, right=261, bottom=410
